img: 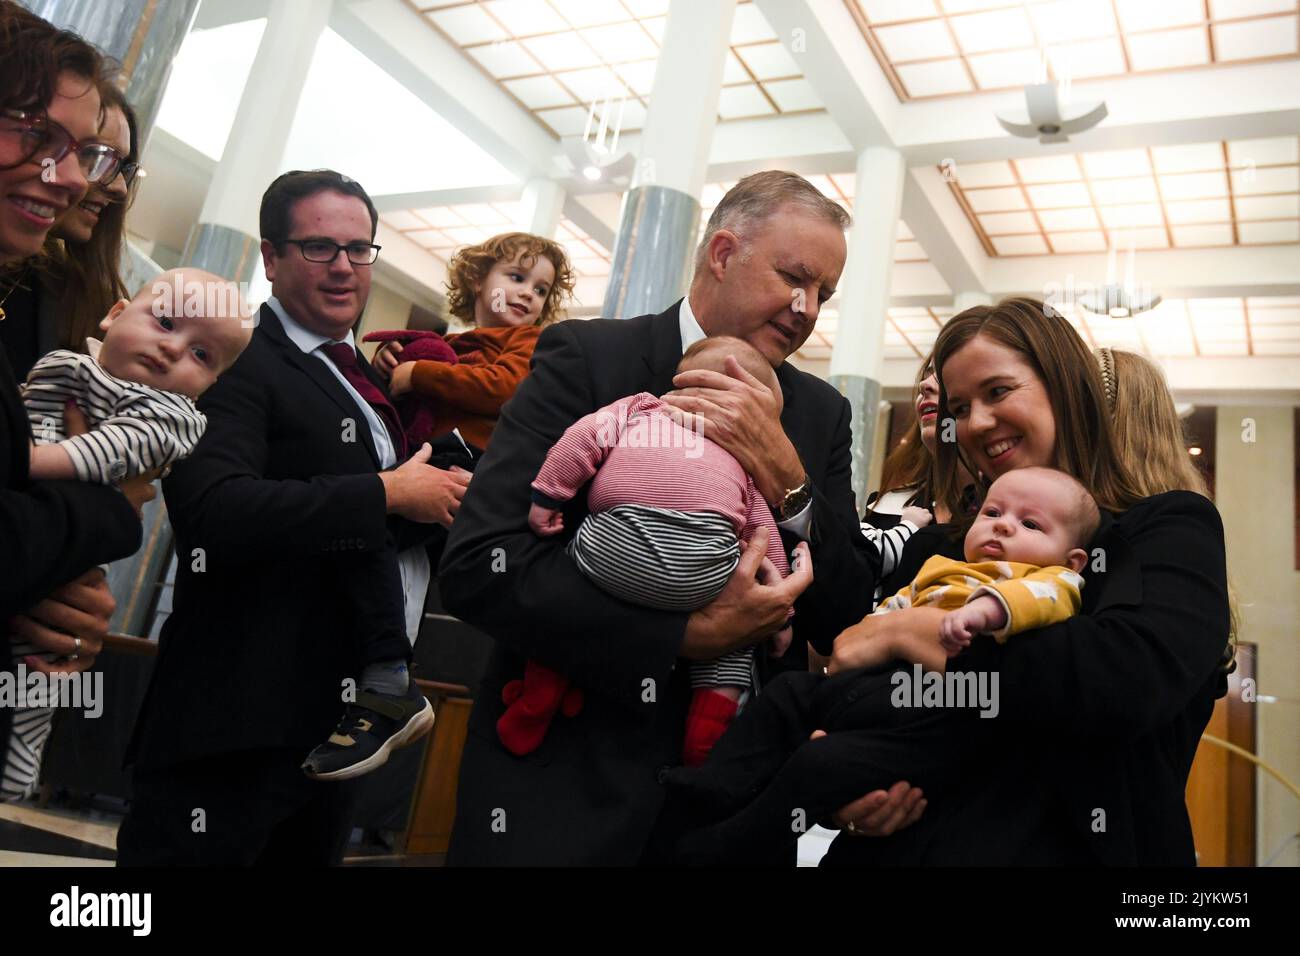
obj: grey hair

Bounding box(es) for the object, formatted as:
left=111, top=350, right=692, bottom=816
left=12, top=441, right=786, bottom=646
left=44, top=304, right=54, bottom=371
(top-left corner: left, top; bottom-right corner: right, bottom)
left=693, top=170, right=852, bottom=273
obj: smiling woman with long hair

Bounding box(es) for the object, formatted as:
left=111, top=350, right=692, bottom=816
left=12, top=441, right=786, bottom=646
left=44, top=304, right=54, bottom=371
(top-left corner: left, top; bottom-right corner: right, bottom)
left=0, top=0, right=147, bottom=783
left=823, top=297, right=1231, bottom=866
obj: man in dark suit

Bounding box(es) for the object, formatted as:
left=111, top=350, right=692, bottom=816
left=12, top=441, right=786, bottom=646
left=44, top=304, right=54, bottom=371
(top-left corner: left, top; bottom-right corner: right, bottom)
left=116, top=170, right=469, bottom=865
left=441, top=171, right=923, bottom=865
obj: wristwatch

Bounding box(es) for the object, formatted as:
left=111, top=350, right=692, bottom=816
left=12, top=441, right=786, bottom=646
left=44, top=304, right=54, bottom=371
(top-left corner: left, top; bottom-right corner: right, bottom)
left=776, top=478, right=812, bottom=520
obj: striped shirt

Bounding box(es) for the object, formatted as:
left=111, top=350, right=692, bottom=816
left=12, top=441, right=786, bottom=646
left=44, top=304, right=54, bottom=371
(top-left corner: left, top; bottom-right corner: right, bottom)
left=21, top=340, right=206, bottom=483
left=532, top=391, right=790, bottom=575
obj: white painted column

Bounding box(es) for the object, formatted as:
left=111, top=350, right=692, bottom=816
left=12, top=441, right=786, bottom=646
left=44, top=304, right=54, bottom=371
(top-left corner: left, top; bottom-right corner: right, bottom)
left=604, top=0, right=737, bottom=318
left=516, top=178, right=565, bottom=238
left=184, top=0, right=332, bottom=281
left=829, top=146, right=906, bottom=509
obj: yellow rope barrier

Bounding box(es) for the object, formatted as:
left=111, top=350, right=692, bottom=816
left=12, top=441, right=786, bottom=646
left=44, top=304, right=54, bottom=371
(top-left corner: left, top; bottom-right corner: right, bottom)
left=1201, top=733, right=1300, bottom=801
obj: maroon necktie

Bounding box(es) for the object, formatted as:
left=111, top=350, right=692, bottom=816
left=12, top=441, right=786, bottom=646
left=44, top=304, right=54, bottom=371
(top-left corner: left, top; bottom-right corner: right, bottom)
left=321, top=342, right=408, bottom=459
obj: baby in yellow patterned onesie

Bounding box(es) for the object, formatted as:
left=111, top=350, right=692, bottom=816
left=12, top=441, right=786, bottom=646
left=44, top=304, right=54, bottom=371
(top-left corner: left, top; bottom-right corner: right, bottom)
left=872, top=466, right=1100, bottom=672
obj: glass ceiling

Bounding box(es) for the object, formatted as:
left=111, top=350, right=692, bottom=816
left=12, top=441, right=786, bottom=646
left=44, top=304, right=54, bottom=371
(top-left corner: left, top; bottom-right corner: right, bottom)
left=850, top=0, right=1300, bottom=100
left=945, top=136, right=1300, bottom=256
left=412, top=0, right=824, bottom=136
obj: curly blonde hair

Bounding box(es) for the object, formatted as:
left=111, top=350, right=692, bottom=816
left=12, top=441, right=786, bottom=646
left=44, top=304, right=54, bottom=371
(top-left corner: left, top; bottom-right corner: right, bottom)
left=445, top=231, right=576, bottom=327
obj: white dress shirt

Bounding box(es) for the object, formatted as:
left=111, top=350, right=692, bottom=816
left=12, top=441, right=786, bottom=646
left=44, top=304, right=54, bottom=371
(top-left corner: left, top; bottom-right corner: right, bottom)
left=678, top=297, right=813, bottom=540
left=268, top=296, right=430, bottom=641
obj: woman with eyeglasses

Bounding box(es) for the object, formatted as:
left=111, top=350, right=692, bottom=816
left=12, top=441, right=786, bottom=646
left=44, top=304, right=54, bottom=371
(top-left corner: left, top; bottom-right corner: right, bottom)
left=0, top=1, right=153, bottom=783
left=1, top=84, right=142, bottom=379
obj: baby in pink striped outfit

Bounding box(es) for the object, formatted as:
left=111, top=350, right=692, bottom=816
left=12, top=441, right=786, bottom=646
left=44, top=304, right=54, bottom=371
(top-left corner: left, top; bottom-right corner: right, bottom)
left=496, top=337, right=795, bottom=767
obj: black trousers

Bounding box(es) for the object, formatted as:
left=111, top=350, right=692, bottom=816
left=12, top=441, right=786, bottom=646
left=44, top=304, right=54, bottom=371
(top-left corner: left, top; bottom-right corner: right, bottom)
left=116, top=748, right=362, bottom=866
left=660, top=666, right=996, bottom=865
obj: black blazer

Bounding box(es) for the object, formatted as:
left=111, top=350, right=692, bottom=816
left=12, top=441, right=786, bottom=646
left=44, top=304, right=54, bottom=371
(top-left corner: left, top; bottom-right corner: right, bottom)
left=0, top=341, right=140, bottom=755
left=439, top=302, right=879, bottom=865
left=821, top=490, right=1230, bottom=866
left=126, top=304, right=426, bottom=771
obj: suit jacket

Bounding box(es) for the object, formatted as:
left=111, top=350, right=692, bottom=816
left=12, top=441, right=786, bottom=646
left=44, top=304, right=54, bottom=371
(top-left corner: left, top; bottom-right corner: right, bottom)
left=0, top=341, right=140, bottom=756
left=126, top=304, right=428, bottom=771
left=439, top=302, right=878, bottom=865
left=821, top=490, right=1230, bottom=866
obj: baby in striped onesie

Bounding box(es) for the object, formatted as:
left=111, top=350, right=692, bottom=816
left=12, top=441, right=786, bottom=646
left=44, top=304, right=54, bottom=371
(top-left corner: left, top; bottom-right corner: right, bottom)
left=4, top=267, right=250, bottom=801
left=500, top=336, right=800, bottom=767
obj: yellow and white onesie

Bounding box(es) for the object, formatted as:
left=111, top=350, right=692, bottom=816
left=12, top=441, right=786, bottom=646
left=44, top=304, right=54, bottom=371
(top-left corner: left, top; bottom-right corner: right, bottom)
left=875, top=555, right=1084, bottom=641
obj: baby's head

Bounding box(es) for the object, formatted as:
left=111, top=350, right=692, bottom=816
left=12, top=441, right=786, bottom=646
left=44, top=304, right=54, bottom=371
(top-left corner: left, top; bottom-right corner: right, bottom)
left=97, top=267, right=254, bottom=400
left=677, top=336, right=782, bottom=411
left=964, top=467, right=1100, bottom=573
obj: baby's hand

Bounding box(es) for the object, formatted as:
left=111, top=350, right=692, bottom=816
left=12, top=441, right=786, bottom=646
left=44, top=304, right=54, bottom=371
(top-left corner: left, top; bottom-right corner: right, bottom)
left=769, top=624, right=793, bottom=658
left=900, top=505, right=933, bottom=528
left=938, top=595, right=1005, bottom=656
left=528, top=503, right=564, bottom=536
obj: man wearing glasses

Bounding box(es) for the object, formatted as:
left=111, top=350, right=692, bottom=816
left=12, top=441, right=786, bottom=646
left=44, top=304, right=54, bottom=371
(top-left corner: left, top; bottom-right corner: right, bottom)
left=117, top=169, right=468, bottom=865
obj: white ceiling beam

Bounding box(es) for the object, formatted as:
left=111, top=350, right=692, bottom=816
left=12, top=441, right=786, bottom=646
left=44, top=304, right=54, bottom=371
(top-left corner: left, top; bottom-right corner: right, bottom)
left=194, top=0, right=270, bottom=30
left=561, top=196, right=616, bottom=251
left=371, top=184, right=523, bottom=214
left=329, top=0, right=557, bottom=182
left=752, top=0, right=991, bottom=299
left=983, top=244, right=1300, bottom=300
left=895, top=60, right=1300, bottom=166
left=753, top=0, right=897, bottom=149
left=901, top=167, right=986, bottom=295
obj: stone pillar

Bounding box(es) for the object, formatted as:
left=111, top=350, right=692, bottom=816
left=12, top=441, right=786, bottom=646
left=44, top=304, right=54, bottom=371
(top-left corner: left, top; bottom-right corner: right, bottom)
left=828, top=146, right=905, bottom=511
left=604, top=0, right=736, bottom=319
left=21, top=0, right=202, bottom=148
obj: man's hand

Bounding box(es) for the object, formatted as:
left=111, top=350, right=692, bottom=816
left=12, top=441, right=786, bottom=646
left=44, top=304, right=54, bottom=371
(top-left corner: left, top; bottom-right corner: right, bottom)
left=680, top=533, right=811, bottom=661
left=379, top=443, right=471, bottom=527
left=371, top=341, right=403, bottom=379
left=118, top=470, right=159, bottom=518
left=939, top=595, right=1005, bottom=655
left=827, top=772, right=927, bottom=837
left=662, top=357, right=803, bottom=506
left=829, top=606, right=947, bottom=675
left=10, top=568, right=114, bottom=675
left=528, top=503, right=564, bottom=536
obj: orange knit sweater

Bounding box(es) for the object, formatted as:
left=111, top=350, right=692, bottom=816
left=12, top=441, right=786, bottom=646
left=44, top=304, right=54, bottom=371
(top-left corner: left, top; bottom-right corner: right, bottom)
left=408, top=323, right=542, bottom=450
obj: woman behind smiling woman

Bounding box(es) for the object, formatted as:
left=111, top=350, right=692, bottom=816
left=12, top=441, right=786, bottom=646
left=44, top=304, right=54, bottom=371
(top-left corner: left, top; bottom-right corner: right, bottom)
left=824, top=298, right=1230, bottom=866
left=0, top=84, right=140, bottom=377
left=375, top=231, right=574, bottom=450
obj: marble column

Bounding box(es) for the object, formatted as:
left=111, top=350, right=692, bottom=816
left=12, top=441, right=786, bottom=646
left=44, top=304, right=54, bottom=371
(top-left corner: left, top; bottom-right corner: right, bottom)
left=828, top=146, right=906, bottom=511
left=604, top=0, right=736, bottom=319
left=20, top=0, right=202, bottom=148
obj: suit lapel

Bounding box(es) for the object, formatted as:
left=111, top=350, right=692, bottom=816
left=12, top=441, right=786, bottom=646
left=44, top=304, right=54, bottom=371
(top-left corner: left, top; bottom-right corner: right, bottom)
left=257, top=304, right=382, bottom=468
left=642, top=301, right=687, bottom=396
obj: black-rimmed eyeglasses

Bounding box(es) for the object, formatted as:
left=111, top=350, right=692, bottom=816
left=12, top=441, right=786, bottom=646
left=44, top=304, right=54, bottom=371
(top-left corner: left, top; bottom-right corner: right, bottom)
left=277, top=238, right=381, bottom=265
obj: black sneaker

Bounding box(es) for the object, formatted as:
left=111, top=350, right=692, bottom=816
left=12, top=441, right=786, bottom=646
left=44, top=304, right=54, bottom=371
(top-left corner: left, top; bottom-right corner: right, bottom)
left=302, top=683, right=434, bottom=782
